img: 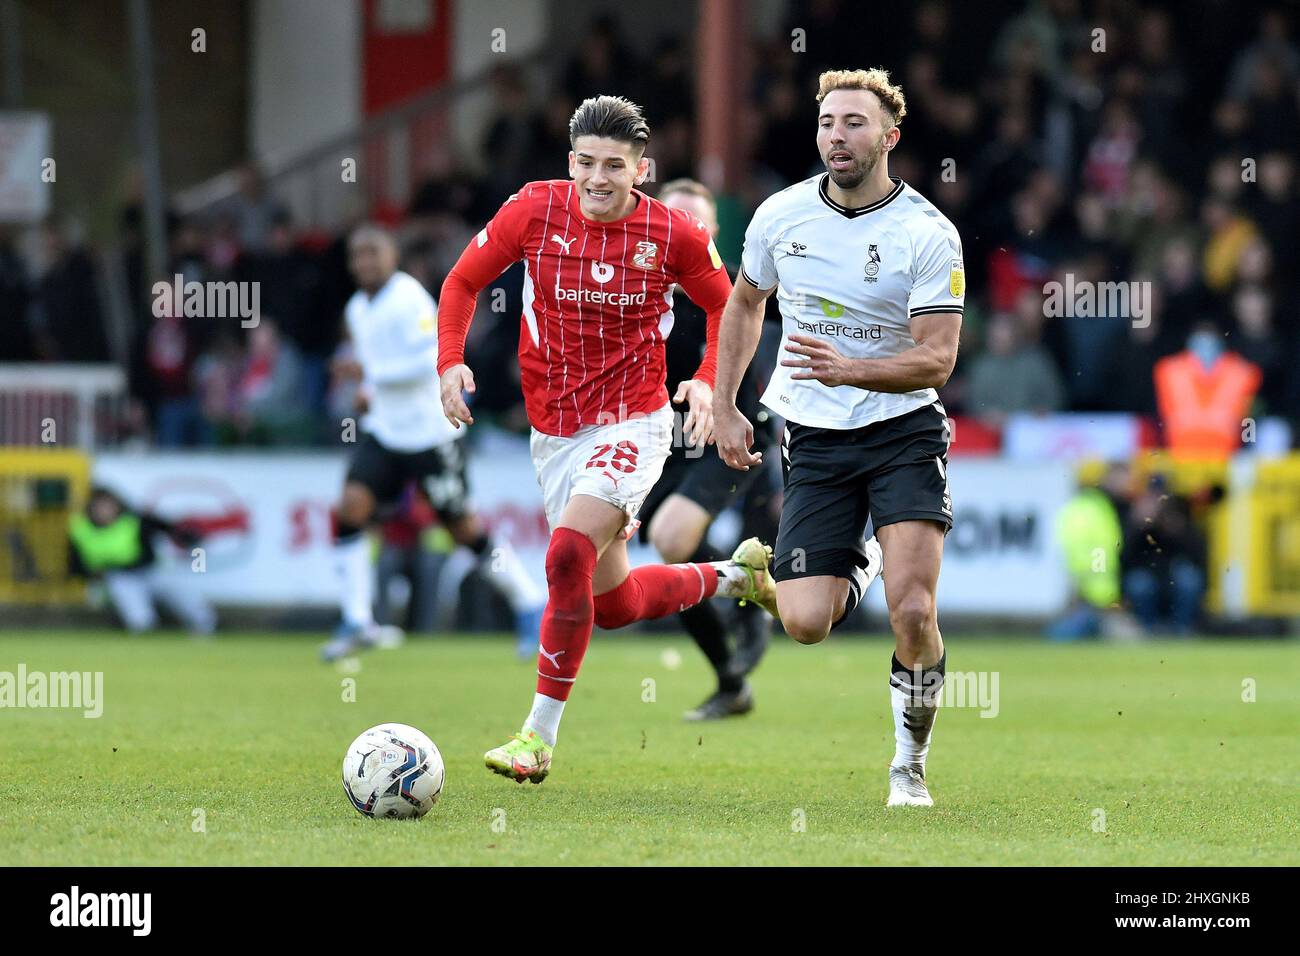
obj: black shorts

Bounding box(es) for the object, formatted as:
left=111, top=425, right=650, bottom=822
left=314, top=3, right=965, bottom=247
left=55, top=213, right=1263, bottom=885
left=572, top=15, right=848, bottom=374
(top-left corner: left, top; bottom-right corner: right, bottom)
left=773, top=401, right=952, bottom=582
left=345, top=433, right=471, bottom=523
left=638, top=446, right=764, bottom=544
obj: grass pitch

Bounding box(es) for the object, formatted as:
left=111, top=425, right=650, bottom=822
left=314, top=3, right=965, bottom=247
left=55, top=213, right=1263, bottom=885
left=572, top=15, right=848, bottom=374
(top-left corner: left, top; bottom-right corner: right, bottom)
left=1, top=630, right=1296, bottom=866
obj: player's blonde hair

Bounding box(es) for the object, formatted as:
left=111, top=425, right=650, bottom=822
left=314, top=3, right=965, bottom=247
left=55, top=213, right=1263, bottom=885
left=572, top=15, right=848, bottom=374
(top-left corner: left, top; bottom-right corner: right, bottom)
left=657, top=178, right=716, bottom=209
left=815, top=68, right=907, bottom=126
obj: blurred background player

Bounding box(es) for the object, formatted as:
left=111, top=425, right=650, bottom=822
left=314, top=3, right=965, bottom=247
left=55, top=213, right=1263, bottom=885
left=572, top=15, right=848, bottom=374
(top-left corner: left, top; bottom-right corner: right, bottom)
left=373, top=482, right=446, bottom=634
left=437, top=96, right=780, bottom=783
left=323, top=225, right=544, bottom=661
left=67, top=485, right=216, bottom=635
left=638, top=178, right=775, bottom=721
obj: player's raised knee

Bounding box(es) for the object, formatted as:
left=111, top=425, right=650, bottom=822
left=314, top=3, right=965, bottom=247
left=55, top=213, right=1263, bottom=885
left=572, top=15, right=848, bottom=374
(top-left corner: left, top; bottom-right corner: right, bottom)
left=787, top=625, right=830, bottom=645
left=780, top=608, right=831, bottom=645
left=544, top=527, right=597, bottom=583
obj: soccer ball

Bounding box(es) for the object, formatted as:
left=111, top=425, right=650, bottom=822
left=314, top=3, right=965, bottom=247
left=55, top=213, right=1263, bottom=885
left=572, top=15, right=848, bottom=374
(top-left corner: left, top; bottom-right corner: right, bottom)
left=342, top=723, right=445, bottom=819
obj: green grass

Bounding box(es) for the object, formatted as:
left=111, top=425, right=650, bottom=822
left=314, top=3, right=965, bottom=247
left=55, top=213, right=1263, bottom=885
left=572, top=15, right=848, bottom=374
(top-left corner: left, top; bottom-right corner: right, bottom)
left=0, top=630, right=1296, bottom=866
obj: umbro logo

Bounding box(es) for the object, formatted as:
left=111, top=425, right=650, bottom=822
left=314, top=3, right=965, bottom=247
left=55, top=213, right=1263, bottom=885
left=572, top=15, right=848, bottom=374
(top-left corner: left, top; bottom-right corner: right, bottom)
left=550, top=234, right=574, bottom=254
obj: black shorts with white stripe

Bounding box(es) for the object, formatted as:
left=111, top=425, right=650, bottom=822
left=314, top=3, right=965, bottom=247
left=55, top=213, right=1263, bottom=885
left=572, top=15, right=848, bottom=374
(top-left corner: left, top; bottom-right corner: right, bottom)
left=772, top=401, right=953, bottom=582
left=345, top=433, right=471, bottom=523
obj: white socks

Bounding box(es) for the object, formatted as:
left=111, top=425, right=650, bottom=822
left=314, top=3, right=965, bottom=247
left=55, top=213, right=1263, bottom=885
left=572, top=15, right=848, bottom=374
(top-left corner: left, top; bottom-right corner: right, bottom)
left=891, top=683, right=934, bottom=770
left=711, top=562, right=752, bottom=598
left=889, top=652, right=946, bottom=772
left=523, top=693, right=566, bottom=747
left=334, top=533, right=374, bottom=629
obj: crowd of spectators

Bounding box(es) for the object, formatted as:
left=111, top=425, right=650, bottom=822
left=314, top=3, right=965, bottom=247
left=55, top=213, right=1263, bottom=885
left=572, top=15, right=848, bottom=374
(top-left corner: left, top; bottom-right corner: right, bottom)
left=2, top=1, right=1297, bottom=451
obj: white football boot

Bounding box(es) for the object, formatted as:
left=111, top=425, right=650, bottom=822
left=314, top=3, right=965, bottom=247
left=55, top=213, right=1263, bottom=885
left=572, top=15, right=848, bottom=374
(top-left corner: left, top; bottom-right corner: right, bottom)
left=886, top=765, right=934, bottom=807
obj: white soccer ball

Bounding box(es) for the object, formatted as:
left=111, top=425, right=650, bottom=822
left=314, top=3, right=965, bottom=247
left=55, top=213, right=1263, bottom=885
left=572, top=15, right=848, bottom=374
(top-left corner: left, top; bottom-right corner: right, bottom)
left=342, top=723, right=445, bottom=819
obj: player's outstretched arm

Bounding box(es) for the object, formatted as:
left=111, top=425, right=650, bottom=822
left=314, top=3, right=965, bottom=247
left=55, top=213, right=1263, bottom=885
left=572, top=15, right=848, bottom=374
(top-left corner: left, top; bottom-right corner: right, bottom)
left=668, top=218, right=734, bottom=448
left=436, top=189, right=531, bottom=392
left=713, top=277, right=769, bottom=407
left=436, top=243, right=514, bottom=379
left=714, top=280, right=772, bottom=471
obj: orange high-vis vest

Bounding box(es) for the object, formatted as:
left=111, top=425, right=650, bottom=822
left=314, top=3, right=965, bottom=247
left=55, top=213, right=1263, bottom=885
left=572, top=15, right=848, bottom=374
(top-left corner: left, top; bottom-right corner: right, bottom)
left=1154, top=350, right=1261, bottom=458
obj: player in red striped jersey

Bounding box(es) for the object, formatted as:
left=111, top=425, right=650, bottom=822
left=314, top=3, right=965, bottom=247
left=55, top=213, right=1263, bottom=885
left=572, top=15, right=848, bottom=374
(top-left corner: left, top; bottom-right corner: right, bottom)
left=437, top=96, right=779, bottom=784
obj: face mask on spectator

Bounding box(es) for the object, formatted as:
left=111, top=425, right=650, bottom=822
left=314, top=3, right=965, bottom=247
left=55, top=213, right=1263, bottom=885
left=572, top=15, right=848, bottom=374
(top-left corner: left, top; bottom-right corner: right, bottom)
left=1187, top=331, right=1224, bottom=369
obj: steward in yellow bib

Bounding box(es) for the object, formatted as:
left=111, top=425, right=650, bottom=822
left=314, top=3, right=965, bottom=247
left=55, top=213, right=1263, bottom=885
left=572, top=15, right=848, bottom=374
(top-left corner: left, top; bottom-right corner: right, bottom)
left=67, top=486, right=215, bottom=634
left=1047, top=464, right=1133, bottom=640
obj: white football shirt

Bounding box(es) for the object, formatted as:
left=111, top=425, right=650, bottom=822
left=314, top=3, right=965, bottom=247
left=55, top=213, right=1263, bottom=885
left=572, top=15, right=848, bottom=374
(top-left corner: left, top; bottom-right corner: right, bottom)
left=742, top=175, right=964, bottom=429
left=345, top=271, right=462, bottom=452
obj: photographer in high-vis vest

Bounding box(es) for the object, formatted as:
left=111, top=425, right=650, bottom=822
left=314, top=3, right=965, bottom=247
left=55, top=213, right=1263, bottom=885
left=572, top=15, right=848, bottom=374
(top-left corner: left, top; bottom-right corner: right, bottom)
left=1154, top=322, right=1262, bottom=459
left=67, top=486, right=216, bottom=635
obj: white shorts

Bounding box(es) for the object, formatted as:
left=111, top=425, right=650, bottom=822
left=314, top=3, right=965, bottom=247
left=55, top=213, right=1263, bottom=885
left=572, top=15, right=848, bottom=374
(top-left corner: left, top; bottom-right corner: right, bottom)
left=530, top=403, right=675, bottom=533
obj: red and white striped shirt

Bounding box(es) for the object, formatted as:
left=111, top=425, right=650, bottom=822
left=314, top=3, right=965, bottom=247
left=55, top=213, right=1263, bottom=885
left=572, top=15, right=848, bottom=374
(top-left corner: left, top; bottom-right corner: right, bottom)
left=437, top=180, right=732, bottom=437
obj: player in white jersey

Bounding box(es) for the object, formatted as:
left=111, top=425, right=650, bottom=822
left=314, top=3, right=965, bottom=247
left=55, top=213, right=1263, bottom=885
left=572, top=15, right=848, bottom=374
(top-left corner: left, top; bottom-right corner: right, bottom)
left=322, top=225, right=545, bottom=661
left=713, top=69, right=964, bottom=808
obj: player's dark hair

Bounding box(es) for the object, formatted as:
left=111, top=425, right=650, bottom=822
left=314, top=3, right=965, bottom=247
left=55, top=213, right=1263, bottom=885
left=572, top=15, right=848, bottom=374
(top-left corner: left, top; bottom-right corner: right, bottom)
left=87, top=486, right=127, bottom=517
left=568, top=95, right=650, bottom=154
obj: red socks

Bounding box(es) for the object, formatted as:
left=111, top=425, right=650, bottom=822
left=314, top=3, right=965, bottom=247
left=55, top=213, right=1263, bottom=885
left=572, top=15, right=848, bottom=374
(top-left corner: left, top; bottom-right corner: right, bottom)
left=536, top=528, right=598, bottom=700
left=535, top=529, right=719, bottom=700
left=593, top=562, right=717, bottom=630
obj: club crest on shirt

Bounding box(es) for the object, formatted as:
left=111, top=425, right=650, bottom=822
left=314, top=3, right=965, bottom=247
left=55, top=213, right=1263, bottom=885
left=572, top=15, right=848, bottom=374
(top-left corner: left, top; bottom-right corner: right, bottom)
left=864, top=244, right=881, bottom=282
left=632, top=241, right=659, bottom=270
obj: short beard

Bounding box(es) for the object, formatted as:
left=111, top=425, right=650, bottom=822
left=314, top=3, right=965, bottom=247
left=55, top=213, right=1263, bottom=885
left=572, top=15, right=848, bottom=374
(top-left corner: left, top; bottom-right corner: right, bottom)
left=825, top=134, right=887, bottom=190
left=828, top=164, right=867, bottom=190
